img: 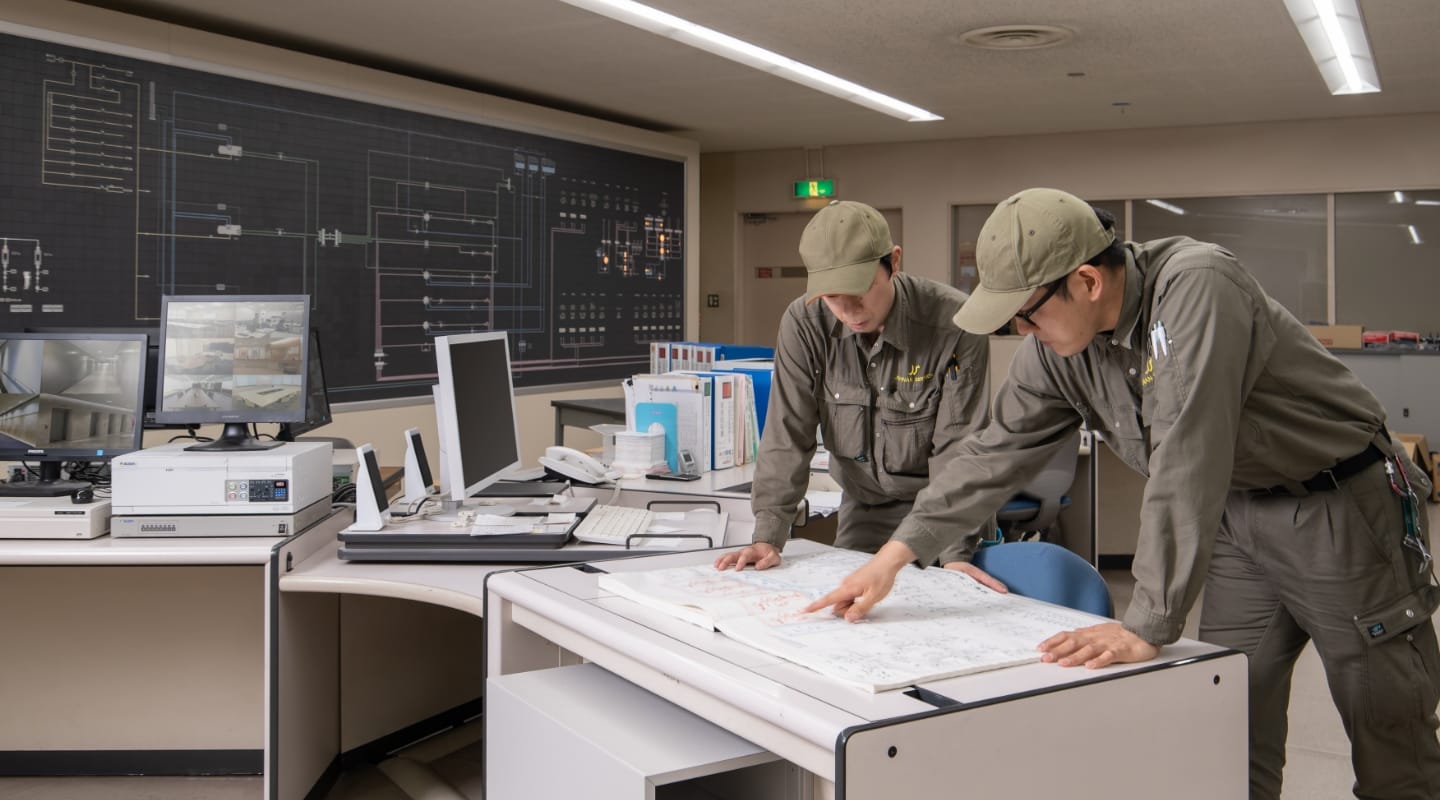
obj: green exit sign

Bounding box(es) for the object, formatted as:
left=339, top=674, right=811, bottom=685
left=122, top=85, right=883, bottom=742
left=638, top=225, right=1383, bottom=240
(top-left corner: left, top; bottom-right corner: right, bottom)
left=793, top=179, right=836, bottom=199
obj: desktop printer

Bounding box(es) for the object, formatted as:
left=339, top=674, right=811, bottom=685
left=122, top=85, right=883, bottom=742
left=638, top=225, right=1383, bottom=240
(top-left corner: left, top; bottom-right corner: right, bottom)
left=110, top=441, right=332, bottom=536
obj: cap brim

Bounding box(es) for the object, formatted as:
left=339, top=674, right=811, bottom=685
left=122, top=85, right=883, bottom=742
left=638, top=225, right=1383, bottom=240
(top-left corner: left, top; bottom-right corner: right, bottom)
left=804, top=260, right=881, bottom=303
left=951, top=285, right=1033, bottom=333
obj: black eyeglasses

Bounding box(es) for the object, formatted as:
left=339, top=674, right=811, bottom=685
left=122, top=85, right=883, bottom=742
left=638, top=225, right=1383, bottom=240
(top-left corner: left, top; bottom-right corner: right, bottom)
left=1014, top=278, right=1065, bottom=325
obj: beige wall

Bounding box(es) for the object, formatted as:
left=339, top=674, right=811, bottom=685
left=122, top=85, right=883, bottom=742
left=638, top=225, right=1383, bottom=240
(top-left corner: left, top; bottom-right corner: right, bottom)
left=707, top=115, right=1440, bottom=329
left=2, top=1, right=698, bottom=469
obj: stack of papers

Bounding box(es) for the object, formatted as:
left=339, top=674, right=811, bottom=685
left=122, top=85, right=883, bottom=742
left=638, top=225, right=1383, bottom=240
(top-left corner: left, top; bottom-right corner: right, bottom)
left=599, top=550, right=1106, bottom=692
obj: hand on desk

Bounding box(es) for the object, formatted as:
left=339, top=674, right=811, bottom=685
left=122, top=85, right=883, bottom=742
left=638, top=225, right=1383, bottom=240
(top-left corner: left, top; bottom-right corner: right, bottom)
left=1038, top=622, right=1159, bottom=669
left=942, top=560, right=1009, bottom=593
left=804, top=545, right=1010, bottom=622
left=713, top=542, right=781, bottom=571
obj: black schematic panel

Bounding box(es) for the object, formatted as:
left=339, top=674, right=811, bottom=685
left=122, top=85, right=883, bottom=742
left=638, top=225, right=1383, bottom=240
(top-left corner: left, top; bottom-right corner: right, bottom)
left=0, top=29, right=685, bottom=400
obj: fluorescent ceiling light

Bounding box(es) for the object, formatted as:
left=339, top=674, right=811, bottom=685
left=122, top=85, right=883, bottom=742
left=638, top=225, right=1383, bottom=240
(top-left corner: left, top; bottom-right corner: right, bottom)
left=1408, top=225, right=1423, bottom=245
left=555, top=0, right=943, bottom=122
left=1283, top=0, right=1380, bottom=95
left=1145, top=199, right=1187, bottom=216
left=1416, top=200, right=1440, bottom=207
left=1393, top=191, right=1408, bottom=203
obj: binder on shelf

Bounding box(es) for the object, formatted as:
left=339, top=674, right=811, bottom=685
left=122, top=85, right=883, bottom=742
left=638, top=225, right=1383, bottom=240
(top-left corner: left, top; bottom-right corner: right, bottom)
left=662, top=342, right=776, bottom=372
left=711, top=359, right=774, bottom=437
left=672, top=371, right=738, bottom=470
left=649, top=342, right=672, bottom=373
left=625, top=374, right=712, bottom=473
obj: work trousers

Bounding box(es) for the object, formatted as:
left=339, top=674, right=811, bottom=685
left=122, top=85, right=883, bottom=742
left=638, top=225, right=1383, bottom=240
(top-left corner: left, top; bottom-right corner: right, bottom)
left=1201, top=454, right=1440, bottom=800
left=835, top=495, right=913, bottom=555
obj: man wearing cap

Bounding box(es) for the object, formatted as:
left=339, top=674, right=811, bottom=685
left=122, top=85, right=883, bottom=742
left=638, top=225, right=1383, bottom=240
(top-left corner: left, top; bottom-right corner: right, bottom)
left=714, top=200, right=994, bottom=576
left=806, top=187, right=1439, bottom=799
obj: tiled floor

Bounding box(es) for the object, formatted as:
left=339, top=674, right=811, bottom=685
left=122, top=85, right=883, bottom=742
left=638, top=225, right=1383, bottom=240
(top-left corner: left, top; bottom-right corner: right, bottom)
left=4, top=503, right=1437, bottom=800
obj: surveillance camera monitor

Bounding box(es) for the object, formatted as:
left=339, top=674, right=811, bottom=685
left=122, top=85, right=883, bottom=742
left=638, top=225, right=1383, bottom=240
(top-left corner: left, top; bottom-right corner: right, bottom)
left=154, top=295, right=310, bottom=451
left=0, top=332, right=148, bottom=496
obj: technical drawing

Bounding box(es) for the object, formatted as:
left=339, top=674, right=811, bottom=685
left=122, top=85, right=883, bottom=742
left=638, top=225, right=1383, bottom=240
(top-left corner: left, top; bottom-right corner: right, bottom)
left=0, top=30, right=686, bottom=399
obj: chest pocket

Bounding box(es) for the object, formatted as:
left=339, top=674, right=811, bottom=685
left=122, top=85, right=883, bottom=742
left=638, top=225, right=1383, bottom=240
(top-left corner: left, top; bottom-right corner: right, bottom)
left=878, top=383, right=940, bottom=477
left=1096, top=402, right=1150, bottom=476
left=1139, top=352, right=1183, bottom=447
left=819, top=377, right=870, bottom=463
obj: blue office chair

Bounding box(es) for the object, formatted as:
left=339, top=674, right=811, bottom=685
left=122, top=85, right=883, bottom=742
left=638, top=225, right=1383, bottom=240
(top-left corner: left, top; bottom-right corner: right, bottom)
left=971, top=541, right=1113, bottom=617
left=994, top=431, right=1080, bottom=542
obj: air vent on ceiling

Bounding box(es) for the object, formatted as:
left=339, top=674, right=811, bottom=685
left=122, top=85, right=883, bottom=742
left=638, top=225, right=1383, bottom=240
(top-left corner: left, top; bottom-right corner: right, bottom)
left=959, top=25, right=1073, bottom=50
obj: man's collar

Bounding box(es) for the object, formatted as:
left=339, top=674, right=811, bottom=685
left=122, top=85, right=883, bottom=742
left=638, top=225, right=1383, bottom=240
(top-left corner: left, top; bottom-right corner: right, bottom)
left=1107, top=249, right=1145, bottom=350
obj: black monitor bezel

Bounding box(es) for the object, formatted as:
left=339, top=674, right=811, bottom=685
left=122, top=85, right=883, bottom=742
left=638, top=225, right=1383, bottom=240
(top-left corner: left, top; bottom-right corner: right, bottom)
left=276, top=327, right=332, bottom=442
left=153, top=294, right=311, bottom=427
left=0, top=331, right=149, bottom=462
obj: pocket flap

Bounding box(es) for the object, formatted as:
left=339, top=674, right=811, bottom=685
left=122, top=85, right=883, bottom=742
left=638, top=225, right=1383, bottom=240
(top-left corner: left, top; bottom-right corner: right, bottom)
left=1353, top=583, right=1440, bottom=647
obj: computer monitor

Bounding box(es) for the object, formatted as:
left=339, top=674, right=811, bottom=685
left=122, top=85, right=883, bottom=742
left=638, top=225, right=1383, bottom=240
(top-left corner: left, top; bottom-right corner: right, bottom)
left=154, top=295, right=310, bottom=451
left=0, top=332, right=148, bottom=496
left=433, top=331, right=521, bottom=502
left=23, top=325, right=190, bottom=431
left=276, top=329, right=332, bottom=442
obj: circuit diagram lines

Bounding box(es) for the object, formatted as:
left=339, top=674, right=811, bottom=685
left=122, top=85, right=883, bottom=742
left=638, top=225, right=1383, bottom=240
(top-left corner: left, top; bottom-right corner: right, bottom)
left=40, top=54, right=138, bottom=195
left=1, top=28, right=686, bottom=396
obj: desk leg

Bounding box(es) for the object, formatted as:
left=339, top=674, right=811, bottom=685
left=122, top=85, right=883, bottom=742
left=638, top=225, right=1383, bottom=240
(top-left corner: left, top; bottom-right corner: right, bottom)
left=269, top=520, right=348, bottom=800
left=554, top=414, right=565, bottom=447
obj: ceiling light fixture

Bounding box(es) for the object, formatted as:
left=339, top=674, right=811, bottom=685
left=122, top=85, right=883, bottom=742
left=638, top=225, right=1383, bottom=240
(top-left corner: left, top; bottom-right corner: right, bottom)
left=1282, top=0, right=1381, bottom=95
left=1145, top=199, right=1187, bottom=216
left=1408, top=225, right=1423, bottom=245
left=1416, top=200, right=1440, bottom=207
left=1393, top=191, right=1408, bottom=203
left=555, top=0, right=942, bottom=122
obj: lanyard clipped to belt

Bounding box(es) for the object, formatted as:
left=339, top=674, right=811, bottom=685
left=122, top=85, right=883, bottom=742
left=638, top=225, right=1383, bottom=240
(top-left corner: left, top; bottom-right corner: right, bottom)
left=1386, top=455, right=1432, bottom=574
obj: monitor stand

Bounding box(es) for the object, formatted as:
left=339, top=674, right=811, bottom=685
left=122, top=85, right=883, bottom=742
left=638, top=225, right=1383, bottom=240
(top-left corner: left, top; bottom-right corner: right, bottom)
left=185, top=422, right=285, bottom=452
left=0, top=461, right=92, bottom=497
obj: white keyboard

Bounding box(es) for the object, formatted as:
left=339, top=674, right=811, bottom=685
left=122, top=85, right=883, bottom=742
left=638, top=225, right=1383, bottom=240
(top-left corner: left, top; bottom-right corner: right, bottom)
left=572, top=504, right=655, bottom=546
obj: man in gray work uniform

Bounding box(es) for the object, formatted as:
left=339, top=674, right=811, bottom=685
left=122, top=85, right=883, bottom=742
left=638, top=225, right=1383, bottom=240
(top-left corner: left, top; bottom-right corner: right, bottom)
left=715, top=200, right=995, bottom=577
left=807, top=188, right=1440, bottom=799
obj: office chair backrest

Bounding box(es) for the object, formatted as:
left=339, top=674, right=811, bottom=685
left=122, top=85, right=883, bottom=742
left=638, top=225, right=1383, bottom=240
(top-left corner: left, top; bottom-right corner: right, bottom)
left=999, top=430, right=1081, bottom=534
left=971, top=541, right=1113, bottom=617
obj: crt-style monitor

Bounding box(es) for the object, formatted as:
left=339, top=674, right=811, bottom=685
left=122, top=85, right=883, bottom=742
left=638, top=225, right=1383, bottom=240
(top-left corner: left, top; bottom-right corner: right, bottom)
left=433, top=331, right=521, bottom=502
left=0, top=332, right=148, bottom=496
left=154, top=295, right=309, bottom=451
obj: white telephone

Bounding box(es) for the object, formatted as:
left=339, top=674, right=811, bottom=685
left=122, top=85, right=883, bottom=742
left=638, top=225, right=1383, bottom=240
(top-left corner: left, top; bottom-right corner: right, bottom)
left=539, top=446, right=618, bottom=484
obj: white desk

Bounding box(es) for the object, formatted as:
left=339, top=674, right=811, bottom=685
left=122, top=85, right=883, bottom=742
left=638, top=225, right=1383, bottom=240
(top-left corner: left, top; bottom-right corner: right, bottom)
left=0, top=510, right=349, bottom=799
left=486, top=540, right=1248, bottom=800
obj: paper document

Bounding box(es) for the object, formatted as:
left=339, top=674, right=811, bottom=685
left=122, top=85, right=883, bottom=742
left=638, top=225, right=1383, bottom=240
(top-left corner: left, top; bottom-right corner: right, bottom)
left=468, top=513, right=573, bottom=537
left=804, top=490, right=842, bottom=516
left=599, top=550, right=1107, bottom=692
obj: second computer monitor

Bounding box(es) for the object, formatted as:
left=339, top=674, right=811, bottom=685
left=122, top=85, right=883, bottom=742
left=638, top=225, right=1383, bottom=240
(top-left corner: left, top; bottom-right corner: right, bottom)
left=432, top=331, right=521, bottom=502
left=154, top=295, right=309, bottom=450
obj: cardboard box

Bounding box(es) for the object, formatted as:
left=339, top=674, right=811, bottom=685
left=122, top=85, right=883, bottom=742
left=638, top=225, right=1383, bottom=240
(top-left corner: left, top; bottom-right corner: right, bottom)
left=1306, top=324, right=1364, bottom=349
left=1394, top=433, right=1439, bottom=503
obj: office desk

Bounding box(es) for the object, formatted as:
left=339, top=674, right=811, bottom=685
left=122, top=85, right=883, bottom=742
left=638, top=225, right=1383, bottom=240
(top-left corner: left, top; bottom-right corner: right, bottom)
left=551, top=396, right=626, bottom=446
left=486, top=541, right=1248, bottom=800
left=0, top=510, right=350, bottom=800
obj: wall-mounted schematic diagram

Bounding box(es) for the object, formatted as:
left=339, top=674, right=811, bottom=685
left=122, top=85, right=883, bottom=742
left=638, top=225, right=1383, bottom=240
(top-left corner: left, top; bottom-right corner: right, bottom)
left=0, top=29, right=685, bottom=398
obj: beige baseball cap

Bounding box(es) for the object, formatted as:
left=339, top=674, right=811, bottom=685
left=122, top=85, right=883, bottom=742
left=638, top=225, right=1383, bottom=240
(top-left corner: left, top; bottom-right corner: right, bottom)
left=799, top=200, right=893, bottom=302
left=953, top=188, right=1116, bottom=333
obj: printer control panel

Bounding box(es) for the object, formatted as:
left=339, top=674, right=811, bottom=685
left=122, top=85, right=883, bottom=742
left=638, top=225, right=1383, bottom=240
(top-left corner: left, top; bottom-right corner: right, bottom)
left=225, top=479, right=291, bottom=503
